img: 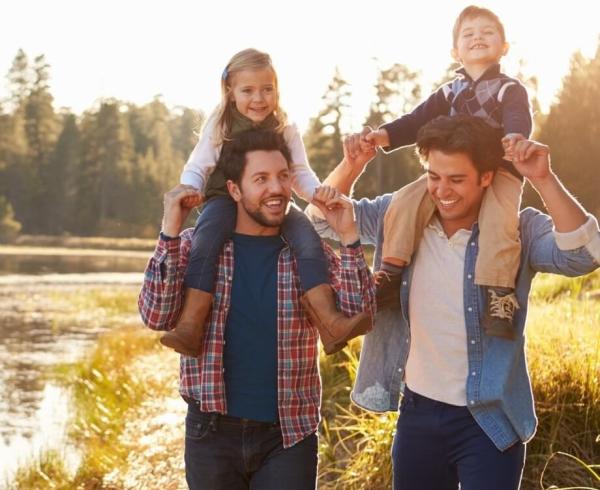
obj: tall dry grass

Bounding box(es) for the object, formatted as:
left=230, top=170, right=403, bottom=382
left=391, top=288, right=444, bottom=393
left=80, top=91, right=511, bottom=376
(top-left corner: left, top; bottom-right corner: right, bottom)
left=319, top=270, right=600, bottom=489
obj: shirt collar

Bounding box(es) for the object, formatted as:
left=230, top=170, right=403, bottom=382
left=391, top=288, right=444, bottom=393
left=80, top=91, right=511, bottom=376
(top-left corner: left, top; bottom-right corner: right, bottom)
left=456, top=63, right=501, bottom=83
left=426, top=216, right=474, bottom=246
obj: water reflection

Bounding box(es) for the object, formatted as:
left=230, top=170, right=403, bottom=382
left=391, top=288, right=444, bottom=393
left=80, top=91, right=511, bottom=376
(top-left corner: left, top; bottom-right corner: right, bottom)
left=0, top=253, right=148, bottom=275
left=0, top=250, right=146, bottom=483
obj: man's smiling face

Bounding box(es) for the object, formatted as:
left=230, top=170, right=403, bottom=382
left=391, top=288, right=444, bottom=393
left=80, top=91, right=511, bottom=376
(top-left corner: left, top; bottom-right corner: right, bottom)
left=228, top=149, right=292, bottom=234
left=426, top=149, right=493, bottom=236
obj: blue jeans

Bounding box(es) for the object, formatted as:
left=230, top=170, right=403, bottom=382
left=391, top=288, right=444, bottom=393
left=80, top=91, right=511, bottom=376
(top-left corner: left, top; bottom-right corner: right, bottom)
left=184, top=400, right=318, bottom=490
left=185, top=196, right=329, bottom=293
left=392, top=387, right=525, bottom=490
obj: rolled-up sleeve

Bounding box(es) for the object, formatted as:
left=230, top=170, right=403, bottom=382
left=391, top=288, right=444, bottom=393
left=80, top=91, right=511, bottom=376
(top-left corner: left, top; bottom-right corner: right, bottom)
left=524, top=208, right=600, bottom=274
left=553, top=215, right=600, bottom=263
left=324, top=242, right=376, bottom=320
left=138, top=229, right=193, bottom=331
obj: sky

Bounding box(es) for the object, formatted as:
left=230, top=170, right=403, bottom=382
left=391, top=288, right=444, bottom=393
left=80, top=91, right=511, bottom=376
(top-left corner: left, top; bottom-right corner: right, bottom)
left=1, top=0, right=599, bottom=132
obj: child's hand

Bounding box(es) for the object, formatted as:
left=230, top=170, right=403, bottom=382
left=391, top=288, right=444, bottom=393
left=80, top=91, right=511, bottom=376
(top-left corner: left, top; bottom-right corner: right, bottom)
left=344, top=128, right=376, bottom=160
left=181, top=190, right=204, bottom=209
left=364, top=128, right=390, bottom=148
left=502, top=133, right=526, bottom=161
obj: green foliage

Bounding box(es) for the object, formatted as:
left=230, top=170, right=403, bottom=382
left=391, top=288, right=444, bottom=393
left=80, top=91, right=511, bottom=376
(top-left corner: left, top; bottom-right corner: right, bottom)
left=524, top=42, right=600, bottom=216
left=304, top=68, right=351, bottom=183
left=0, top=50, right=205, bottom=239
left=355, top=63, right=424, bottom=198
left=0, top=195, right=21, bottom=242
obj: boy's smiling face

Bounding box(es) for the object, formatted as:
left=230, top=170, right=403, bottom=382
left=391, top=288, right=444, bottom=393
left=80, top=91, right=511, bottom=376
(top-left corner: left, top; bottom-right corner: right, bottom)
left=452, top=16, right=508, bottom=70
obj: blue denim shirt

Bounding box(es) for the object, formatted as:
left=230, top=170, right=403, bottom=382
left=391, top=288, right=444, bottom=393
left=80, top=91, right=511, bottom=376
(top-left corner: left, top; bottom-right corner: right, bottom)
left=311, top=194, right=600, bottom=450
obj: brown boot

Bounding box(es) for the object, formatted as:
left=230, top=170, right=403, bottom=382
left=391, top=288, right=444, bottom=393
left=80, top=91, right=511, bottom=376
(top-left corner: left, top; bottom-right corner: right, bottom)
left=300, top=284, right=372, bottom=355
left=160, top=288, right=213, bottom=356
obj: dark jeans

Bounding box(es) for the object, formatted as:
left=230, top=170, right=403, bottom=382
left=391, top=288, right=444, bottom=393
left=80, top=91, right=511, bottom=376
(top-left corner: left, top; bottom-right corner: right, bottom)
left=184, top=400, right=318, bottom=490
left=392, top=387, right=525, bottom=490
left=184, top=196, right=329, bottom=293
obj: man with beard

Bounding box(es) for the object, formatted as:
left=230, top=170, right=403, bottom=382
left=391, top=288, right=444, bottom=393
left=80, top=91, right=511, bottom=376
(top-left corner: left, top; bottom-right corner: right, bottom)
left=309, top=115, right=600, bottom=489
left=138, top=129, right=375, bottom=489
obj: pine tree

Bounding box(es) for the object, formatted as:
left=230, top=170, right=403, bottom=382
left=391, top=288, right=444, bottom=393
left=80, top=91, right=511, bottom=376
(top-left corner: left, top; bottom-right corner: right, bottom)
left=46, top=112, right=81, bottom=233
left=355, top=64, right=424, bottom=198
left=304, top=68, right=351, bottom=184
left=23, top=55, right=60, bottom=232
left=531, top=44, right=600, bottom=216
left=76, top=99, right=135, bottom=235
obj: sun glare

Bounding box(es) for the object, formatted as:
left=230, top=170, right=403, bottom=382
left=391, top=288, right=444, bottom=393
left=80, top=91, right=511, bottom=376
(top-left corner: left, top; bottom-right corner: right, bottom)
left=1, top=0, right=599, bottom=131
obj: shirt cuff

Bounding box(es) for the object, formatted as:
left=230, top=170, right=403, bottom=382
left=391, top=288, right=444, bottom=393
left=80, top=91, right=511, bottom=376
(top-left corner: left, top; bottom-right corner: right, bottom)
left=160, top=231, right=180, bottom=242
left=553, top=215, right=600, bottom=259
left=155, top=232, right=182, bottom=262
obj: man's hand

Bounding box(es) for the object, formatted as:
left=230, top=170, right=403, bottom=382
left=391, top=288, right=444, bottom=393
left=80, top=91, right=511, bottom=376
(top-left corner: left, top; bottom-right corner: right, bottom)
left=343, top=127, right=377, bottom=173
left=501, top=133, right=525, bottom=162
left=311, top=185, right=359, bottom=246
left=510, top=139, right=552, bottom=183
left=162, top=184, right=203, bottom=237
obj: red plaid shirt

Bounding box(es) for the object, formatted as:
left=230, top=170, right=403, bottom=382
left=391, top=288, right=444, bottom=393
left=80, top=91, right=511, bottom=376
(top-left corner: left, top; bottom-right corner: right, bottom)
left=138, top=229, right=375, bottom=448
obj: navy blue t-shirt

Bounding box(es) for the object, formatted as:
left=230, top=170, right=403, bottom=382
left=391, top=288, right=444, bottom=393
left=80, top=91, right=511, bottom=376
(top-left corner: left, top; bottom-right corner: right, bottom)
left=223, top=232, right=284, bottom=422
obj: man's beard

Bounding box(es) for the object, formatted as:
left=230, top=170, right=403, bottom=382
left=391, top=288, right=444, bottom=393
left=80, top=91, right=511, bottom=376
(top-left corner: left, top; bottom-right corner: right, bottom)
left=241, top=195, right=289, bottom=228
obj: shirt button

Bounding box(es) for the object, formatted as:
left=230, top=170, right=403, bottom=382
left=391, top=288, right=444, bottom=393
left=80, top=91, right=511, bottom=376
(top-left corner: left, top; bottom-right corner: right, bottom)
left=398, top=368, right=403, bottom=372
left=406, top=339, right=409, bottom=344
left=227, top=276, right=232, bottom=281
left=467, top=274, right=472, bottom=279
left=471, top=339, right=476, bottom=345
left=438, top=231, right=444, bottom=237
left=470, top=242, right=475, bottom=247
left=402, top=281, right=407, bottom=286
left=470, top=400, right=475, bottom=405
left=467, top=307, right=473, bottom=312
left=471, top=372, right=476, bottom=376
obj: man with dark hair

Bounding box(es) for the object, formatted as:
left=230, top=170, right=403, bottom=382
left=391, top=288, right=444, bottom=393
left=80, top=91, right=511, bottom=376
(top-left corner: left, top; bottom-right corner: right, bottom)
left=138, top=129, right=375, bottom=489
left=309, top=115, right=600, bottom=489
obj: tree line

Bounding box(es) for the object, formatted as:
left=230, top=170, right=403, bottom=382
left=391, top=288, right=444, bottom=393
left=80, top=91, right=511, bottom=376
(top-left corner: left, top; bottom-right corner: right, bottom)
left=1, top=44, right=599, bottom=240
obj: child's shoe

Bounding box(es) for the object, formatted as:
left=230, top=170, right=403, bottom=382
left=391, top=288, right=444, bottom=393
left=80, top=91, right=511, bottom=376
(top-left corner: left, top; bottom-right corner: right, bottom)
left=481, top=287, right=519, bottom=340
left=374, top=269, right=403, bottom=311
left=160, top=288, right=213, bottom=356
left=300, top=284, right=372, bottom=355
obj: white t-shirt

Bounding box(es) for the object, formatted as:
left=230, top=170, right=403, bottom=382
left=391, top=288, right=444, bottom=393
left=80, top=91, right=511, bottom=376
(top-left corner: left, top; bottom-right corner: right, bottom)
left=405, top=218, right=470, bottom=406
left=180, top=116, right=320, bottom=202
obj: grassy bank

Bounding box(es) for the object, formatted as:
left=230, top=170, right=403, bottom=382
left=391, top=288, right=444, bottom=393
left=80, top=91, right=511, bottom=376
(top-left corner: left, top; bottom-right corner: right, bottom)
left=11, top=326, right=163, bottom=489
left=319, top=269, right=600, bottom=490
left=10, top=271, right=599, bottom=489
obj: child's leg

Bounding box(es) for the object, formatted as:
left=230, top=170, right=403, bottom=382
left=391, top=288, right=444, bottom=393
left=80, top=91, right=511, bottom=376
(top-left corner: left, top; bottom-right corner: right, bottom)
left=283, top=204, right=371, bottom=355
left=160, top=196, right=236, bottom=356
left=185, top=196, right=237, bottom=292
left=378, top=175, right=435, bottom=310
left=475, top=169, right=522, bottom=288
left=382, top=174, right=436, bottom=268
left=477, top=168, right=523, bottom=340
left=281, top=204, right=329, bottom=291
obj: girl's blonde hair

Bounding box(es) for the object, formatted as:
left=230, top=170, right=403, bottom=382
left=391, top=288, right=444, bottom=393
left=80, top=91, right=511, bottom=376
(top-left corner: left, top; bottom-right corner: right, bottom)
left=210, top=48, right=288, bottom=146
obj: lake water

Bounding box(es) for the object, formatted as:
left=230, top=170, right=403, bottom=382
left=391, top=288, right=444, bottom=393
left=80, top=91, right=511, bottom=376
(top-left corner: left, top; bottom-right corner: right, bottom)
left=0, top=249, right=149, bottom=485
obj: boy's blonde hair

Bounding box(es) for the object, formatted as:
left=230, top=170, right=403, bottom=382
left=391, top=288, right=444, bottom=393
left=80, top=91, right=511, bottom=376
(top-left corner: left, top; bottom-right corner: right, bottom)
left=452, top=5, right=506, bottom=48
left=210, top=48, right=288, bottom=146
